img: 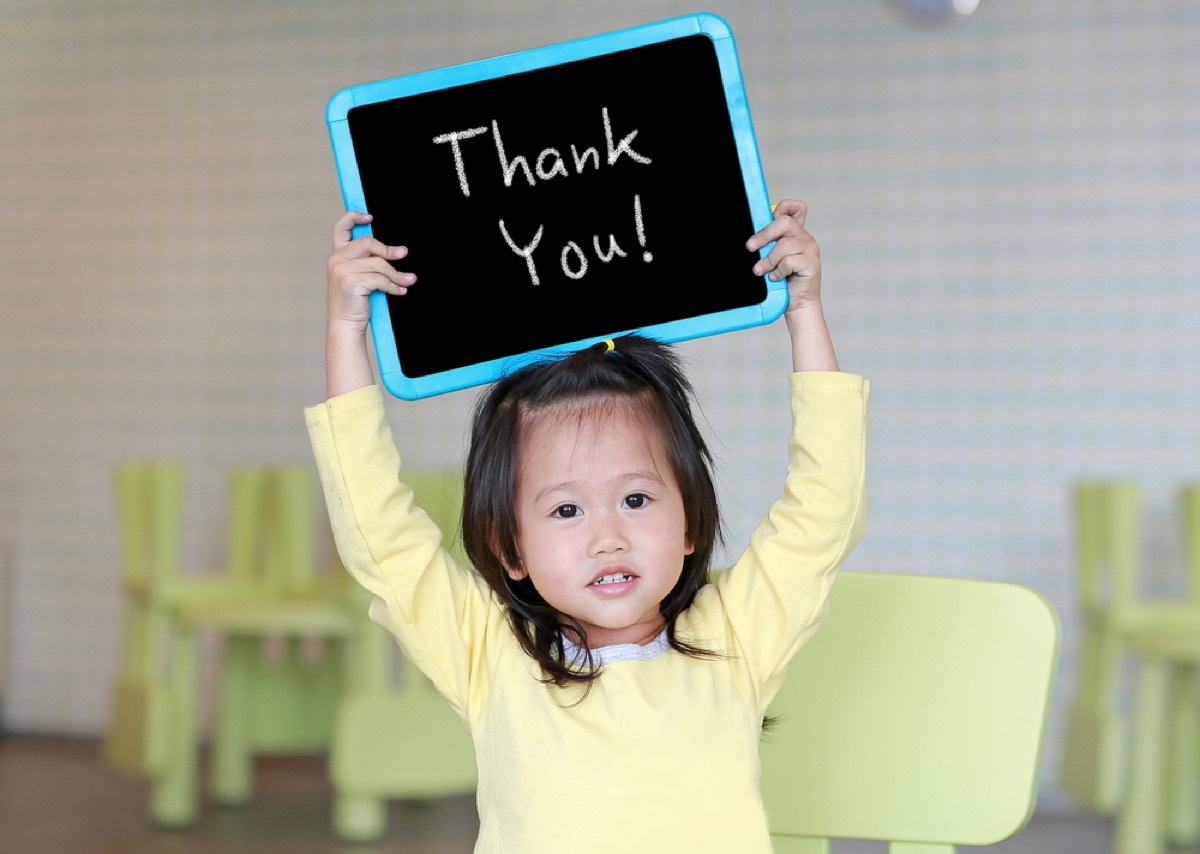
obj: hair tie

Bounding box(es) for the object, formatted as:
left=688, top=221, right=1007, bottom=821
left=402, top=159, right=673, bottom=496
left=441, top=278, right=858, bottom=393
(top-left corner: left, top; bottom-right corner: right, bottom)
left=603, top=339, right=616, bottom=353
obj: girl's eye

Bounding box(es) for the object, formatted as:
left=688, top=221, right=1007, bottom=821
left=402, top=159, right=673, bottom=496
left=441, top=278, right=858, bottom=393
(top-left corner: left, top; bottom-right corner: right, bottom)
left=553, top=504, right=581, bottom=519
left=624, top=493, right=649, bottom=509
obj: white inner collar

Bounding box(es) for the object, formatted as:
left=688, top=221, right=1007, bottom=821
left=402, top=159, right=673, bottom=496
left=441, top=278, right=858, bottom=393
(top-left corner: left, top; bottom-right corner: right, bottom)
left=563, top=627, right=671, bottom=667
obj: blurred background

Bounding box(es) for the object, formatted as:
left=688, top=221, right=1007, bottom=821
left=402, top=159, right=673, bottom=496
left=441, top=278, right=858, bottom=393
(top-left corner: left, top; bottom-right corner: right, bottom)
left=1, top=0, right=1197, bottom=817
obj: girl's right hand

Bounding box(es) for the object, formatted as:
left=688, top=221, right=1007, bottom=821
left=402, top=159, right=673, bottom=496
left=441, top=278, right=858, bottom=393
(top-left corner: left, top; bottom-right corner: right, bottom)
left=326, top=210, right=416, bottom=337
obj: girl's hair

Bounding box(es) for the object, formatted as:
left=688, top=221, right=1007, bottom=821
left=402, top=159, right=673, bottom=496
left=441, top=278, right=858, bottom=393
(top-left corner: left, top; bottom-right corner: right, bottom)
left=461, top=334, right=722, bottom=688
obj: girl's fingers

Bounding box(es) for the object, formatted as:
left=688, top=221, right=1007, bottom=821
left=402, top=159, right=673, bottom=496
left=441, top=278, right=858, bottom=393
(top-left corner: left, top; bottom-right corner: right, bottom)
left=331, top=211, right=409, bottom=265
left=773, top=198, right=808, bottom=225
left=752, top=235, right=819, bottom=280
left=745, top=198, right=808, bottom=253
left=746, top=199, right=816, bottom=280
left=334, top=235, right=407, bottom=264
left=330, top=211, right=417, bottom=303
left=333, top=210, right=373, bottom=249
left=336, top=255, right=417, bottom=290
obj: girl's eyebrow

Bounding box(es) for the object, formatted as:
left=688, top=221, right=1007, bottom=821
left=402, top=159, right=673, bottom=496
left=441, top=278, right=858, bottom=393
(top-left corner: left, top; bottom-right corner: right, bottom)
left=534, top=470, right=666, bottom=504
left=534, top=481, right=581, bottom=504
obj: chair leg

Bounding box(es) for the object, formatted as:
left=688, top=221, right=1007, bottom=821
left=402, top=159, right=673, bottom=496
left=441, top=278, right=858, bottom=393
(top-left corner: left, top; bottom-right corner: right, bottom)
left=1165, top=665, right=1200, bottom=846
left=210, top=635, right=255, bottom=805
left=1115, top=654, right=1171, bottom=854
left=151, top=626, right=198, bottom=826
left=333, top=792, right=389, bottom=842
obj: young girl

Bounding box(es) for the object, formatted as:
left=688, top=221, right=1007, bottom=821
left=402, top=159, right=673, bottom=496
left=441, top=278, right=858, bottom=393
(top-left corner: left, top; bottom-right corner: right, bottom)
left=307, top=199, right=868, bottom=853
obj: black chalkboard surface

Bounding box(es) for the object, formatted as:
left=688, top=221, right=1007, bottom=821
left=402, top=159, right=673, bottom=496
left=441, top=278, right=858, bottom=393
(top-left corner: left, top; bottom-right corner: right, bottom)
left=327, top=13, right=784, bottom=399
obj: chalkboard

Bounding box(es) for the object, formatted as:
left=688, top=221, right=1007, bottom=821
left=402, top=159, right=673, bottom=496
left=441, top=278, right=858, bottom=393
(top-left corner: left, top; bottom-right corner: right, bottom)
left=326, top=13, right=784, bottom=400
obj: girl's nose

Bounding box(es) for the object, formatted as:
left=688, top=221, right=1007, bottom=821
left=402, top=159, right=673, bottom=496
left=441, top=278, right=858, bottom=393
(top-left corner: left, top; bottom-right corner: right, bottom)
left=589, top=510, right=629, bottom=555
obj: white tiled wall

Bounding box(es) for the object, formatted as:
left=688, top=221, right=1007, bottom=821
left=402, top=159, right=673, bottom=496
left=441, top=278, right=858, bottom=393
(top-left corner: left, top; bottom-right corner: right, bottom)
left=2, top=0, right=1198, bottom=808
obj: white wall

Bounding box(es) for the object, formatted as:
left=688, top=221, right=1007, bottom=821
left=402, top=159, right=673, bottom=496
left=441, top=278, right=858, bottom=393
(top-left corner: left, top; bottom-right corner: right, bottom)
left=2, top=0, right=1198, bottom=809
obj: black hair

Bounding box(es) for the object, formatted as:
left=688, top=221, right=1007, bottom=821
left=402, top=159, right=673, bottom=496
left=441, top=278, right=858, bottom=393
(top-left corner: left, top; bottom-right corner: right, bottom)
left=460, top=334, right=722, bottom=688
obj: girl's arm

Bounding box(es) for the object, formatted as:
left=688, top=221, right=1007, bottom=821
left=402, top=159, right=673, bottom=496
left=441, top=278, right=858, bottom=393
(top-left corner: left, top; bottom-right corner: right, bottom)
left=746, top=199, right=840, bottom=373
left=325, top=210, right=417, bottom=398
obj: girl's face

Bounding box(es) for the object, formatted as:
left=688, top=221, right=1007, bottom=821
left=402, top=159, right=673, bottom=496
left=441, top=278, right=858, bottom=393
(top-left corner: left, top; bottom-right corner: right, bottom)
left=506, top=403, right=693, bottom=649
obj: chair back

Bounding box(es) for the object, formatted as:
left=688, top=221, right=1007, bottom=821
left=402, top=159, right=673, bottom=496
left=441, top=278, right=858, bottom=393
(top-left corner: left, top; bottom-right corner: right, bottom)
left=114, top=461, right=185, bottom=597
left=761, top=571, right=1060, bottom=853
left=1181, top=484, right=1200, bottom=603
left=1057, top=480, right=1143, bottom=813
left=225, top=464, right=321, bottom=595
left=105, top=461, right=185, bottom=775
left=1075, top=480, right=1142, bottom=613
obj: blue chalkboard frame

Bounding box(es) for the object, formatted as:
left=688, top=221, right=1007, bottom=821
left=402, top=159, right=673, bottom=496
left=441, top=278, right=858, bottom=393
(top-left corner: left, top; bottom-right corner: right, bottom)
left=326, top=12, right=784, bottom=400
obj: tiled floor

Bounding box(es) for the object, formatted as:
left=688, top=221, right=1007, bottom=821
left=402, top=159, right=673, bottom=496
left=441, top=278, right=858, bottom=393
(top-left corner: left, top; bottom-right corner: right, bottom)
left=0, top=735, right=1128, bottom=853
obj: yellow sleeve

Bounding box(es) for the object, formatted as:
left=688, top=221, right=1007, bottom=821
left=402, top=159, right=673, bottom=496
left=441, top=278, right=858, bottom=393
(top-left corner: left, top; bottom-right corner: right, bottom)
left=708, top=371, right=869, bottom=710
left=304, top=385, right=498, bottom=713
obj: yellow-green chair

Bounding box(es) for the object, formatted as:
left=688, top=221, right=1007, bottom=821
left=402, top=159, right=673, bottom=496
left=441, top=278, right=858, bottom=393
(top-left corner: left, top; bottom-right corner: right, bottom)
left=1058, top=479, right=1140, bottom=813
left=175, top=465, right=355, bottom=808
left=105, top=461, right=196, bottom=825
left=329, top=470, right=477, bottom=841
left=760, top=571, right=1060, bottom=853
left=105, top=461, right=355, bottom=825
left=1058, top=480, right=1200, bottom=833
left=1113, top=482, right=1200, bottom=854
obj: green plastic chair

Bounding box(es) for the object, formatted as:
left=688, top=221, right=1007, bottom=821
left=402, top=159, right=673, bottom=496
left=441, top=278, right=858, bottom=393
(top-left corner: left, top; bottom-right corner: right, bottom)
left=760, top=571, right=1060, bottom=853
left=1058, top=480, right=1140, bottom=813
left=1058, top=480, right=1200, bottom=838
left=175, top=465, right=355, bottom=808
left=105, top=461, right=355, bottom=825
left=105, top=461, right=195, bottom=824
left=329, top=469, right=477, bottom=841
left=1113, top=482, right=1200, bottom=854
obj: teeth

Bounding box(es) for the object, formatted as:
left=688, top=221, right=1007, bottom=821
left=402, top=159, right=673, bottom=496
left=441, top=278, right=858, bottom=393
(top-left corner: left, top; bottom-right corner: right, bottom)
left=593, top=573, right=633, bottom=585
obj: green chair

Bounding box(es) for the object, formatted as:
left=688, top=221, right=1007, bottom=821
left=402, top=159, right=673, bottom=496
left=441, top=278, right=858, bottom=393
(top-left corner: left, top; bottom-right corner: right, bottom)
left=1058, top=480, right=1140, bottom=813
left=760, top=571, right=1060, bottom=853
left=1113, top=482, right=1200, bottom=854
left=105, top=461, right=197, bottom=825
left=105, top=461, right=355, bottom=825
left=1058, top=481, right=1200, bottom=833
left=329, top=469, right=477, bottom=841
left=175, top=465, right=355, bottom=808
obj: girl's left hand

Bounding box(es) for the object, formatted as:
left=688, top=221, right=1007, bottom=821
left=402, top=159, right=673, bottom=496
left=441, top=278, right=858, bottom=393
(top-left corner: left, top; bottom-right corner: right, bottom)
left=745, top=199, right=822, bottom=314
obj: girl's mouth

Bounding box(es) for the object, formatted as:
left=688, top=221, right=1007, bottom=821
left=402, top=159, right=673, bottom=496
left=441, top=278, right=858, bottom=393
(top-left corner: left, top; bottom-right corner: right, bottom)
left=591, top=572, right=635, bottom=586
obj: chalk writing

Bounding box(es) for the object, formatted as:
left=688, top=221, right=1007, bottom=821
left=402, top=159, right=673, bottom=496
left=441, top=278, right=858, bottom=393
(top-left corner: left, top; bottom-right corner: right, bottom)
left=430, top=126, right=488, bottom=197
left=497, top=194, right=652, bottom=286
left=433, top=109, right=657, bottom=286
left=432, top=108, right=651, bottom=197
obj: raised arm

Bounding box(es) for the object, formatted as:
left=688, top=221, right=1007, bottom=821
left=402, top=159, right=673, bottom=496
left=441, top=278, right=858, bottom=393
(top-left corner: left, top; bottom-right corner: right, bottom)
left=746, top=199, right=839, bottom=373
left=325, top=210, right=418, bottom=398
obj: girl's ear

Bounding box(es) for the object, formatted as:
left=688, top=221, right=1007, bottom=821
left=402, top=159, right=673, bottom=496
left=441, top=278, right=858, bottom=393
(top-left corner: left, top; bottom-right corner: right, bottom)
left=491, top=525, right=527, bottom=580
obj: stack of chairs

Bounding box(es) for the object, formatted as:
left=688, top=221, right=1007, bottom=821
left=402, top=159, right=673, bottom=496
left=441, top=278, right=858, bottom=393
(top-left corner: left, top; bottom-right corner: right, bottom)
left=106, top=462, right=477, bottom=838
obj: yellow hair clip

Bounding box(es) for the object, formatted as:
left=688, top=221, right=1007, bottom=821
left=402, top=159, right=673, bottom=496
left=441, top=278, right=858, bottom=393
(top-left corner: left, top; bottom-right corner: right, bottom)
left=603, top=339, right=616, bottom=352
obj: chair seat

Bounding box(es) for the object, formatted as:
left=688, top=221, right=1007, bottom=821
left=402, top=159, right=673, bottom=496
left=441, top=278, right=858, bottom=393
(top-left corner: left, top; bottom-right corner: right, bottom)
left=179, top=599, right=356, bottom=636
left=1126, top=632, right=1200, bottom=660
left=1111, top=601, right=1200, bottom=637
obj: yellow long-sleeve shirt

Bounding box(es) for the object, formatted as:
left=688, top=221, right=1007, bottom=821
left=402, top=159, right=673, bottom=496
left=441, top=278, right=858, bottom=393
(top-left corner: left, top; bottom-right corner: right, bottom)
left=305, top=371, right=869, bottom=853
